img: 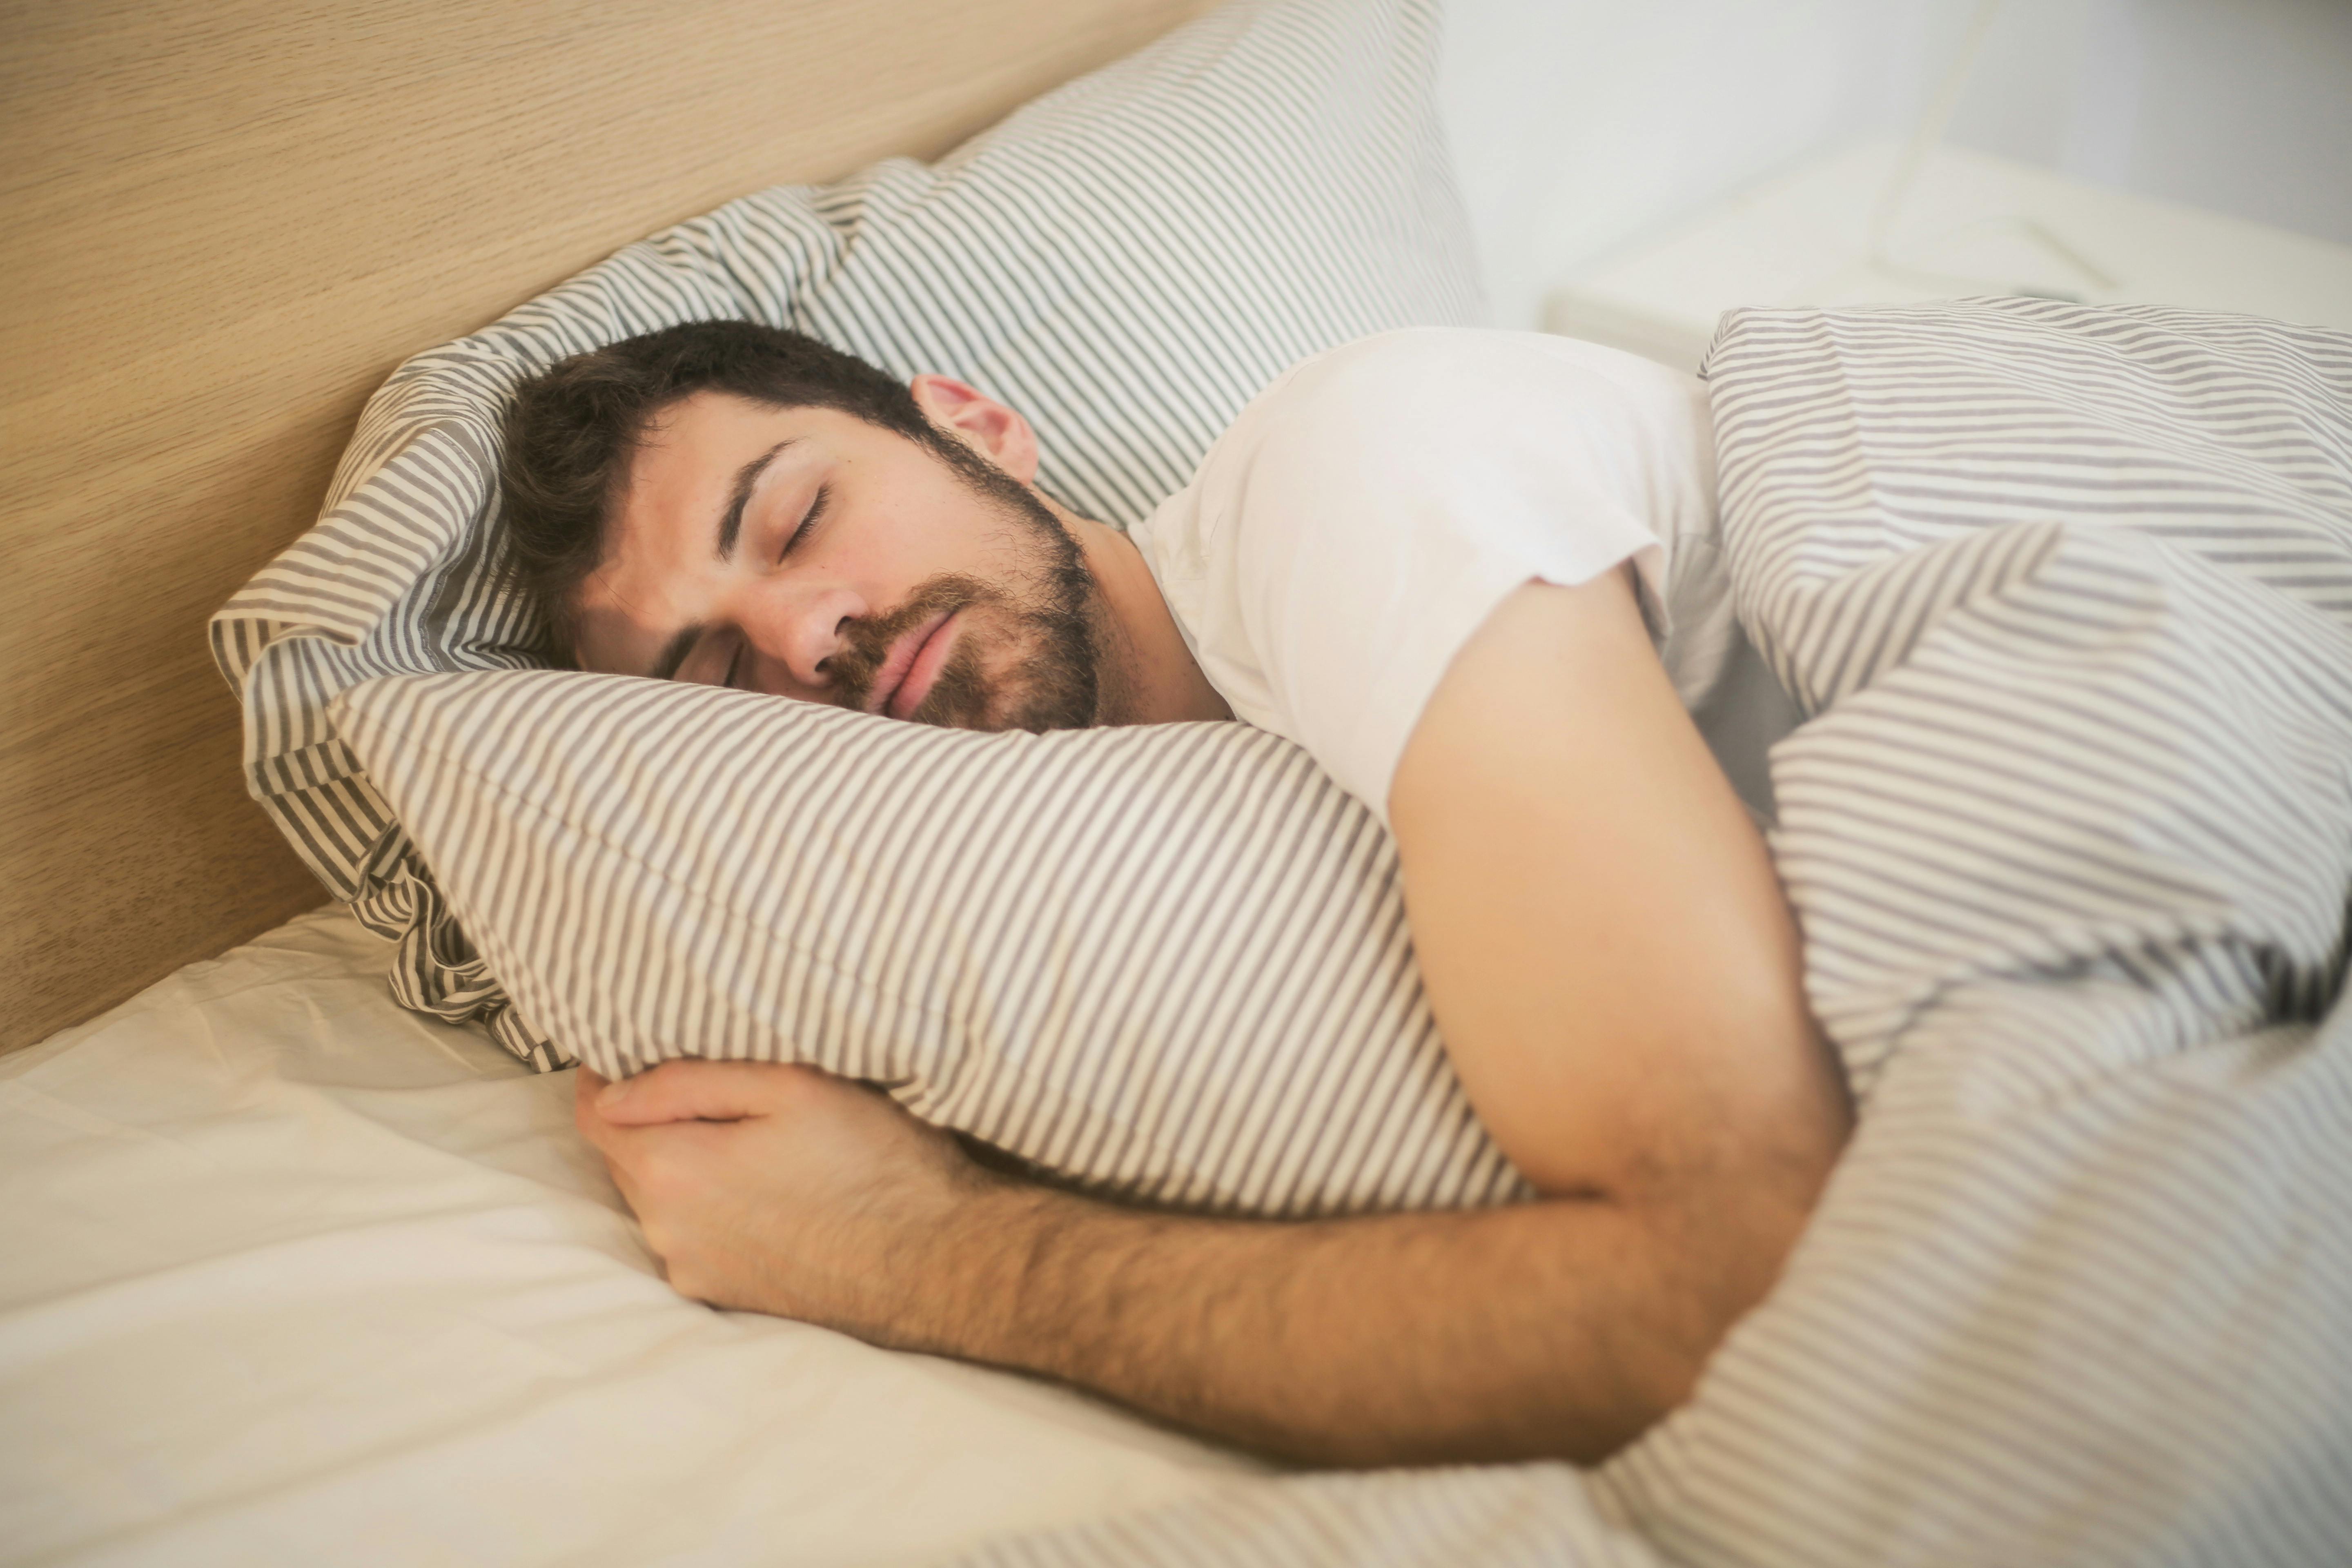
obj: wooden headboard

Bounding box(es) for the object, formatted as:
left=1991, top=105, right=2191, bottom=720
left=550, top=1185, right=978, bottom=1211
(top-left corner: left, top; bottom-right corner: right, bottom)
left=0, top=0, right=1214, bottom=1053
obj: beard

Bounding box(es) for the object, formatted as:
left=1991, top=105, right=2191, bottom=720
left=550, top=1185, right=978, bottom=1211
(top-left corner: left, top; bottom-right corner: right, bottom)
left=813, top=451, right=1104, bottom=733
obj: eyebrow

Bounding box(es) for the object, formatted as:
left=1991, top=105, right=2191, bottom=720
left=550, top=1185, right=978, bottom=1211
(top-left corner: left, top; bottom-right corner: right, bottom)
left=717, top=439, right=794, bottom=561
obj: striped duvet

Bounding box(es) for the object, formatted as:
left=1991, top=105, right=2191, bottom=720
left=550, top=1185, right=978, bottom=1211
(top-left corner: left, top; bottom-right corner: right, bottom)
left=958, top=301, right=2352, bottom=1564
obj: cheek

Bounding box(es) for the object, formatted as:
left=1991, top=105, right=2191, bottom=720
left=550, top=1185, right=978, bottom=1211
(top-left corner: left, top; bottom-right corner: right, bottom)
left=965, top=600, right=1047, bottom=669
left=860, top=472, right=1000, bottom=575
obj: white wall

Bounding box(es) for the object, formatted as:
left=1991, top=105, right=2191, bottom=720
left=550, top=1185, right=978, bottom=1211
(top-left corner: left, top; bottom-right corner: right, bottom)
left=1931, top=0, right=2352, bottom=247
left=1437, top=0, right=1910, bottom=329
left=1439, top=0, right=2352, bottom=330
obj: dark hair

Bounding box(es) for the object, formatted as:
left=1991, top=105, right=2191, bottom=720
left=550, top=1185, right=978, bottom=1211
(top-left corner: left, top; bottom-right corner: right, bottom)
left=498, top=320, right=949, bottom=661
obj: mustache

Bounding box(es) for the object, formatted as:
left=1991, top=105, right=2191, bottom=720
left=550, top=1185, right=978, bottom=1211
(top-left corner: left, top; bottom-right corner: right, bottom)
left=818, top=575, right=995, bottom=712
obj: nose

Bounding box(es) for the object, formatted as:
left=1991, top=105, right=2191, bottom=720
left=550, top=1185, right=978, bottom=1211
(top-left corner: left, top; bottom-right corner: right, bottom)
left=736, top=580, right=868, bottom=696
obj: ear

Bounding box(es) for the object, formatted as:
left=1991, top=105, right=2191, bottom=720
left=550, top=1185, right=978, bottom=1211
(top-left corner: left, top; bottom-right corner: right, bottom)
left=908, top=374, right=1042, bottom=485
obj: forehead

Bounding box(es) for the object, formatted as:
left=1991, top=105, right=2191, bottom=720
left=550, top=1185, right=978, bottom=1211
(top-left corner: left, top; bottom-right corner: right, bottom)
left=603, top=392, right=844, bottom=570
left=623, top=390, right=817, bottom=518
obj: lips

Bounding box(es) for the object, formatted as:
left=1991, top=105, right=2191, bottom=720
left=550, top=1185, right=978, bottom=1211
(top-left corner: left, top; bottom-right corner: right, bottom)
left=871, top=610, right=959, bottom=720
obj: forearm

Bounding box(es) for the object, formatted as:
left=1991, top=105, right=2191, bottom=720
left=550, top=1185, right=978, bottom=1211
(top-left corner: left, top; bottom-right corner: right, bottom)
left=903, top=1170, right=1803, bottom=1468
left=575, top=1061, right=1800, bottom=1464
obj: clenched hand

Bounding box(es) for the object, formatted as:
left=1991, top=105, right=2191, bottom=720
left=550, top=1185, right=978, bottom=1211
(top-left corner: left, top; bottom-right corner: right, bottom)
left=575, top=1060, right=1011, bottom=1350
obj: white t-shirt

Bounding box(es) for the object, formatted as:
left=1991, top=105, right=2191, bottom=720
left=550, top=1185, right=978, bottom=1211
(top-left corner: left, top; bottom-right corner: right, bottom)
left=1131, top=327, right=1759, bottom=826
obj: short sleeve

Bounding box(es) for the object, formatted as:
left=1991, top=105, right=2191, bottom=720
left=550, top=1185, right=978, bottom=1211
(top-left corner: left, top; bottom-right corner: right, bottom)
left=1134, top=329, right=1717, bottom=824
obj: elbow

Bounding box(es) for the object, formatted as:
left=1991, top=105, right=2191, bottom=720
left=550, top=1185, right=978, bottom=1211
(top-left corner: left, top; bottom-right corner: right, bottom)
left=1584, top=1098, right=1855, bottom=1448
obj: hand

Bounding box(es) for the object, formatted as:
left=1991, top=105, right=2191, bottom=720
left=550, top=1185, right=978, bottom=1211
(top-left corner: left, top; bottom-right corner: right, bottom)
left=574, top=1060, right=1002, bottom=1347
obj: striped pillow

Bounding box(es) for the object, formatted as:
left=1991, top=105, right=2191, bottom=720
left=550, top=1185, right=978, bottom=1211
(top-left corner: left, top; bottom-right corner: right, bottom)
left=335, top=670, right=1530, bottom=1216
left=211, top=0, right=1482, bottom=1069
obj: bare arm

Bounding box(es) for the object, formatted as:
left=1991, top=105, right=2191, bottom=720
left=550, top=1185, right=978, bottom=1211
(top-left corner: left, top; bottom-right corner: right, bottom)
left=1390, top=572, right=1848, bottom=1213
left=578, top=572, right=1850, bottom=1466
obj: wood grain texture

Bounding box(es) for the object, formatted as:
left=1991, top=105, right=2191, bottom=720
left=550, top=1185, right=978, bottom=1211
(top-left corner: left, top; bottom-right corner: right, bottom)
left=0, top=0, right=1215, bottom=1053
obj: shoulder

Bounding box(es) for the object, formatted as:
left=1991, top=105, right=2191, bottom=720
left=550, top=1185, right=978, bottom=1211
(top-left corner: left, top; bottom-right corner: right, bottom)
left=1185, top=329, right=1711, bottom=519
left=1185, top=330, right=1711, bottom=535
left=1243, top=328, right=1707, bottom=447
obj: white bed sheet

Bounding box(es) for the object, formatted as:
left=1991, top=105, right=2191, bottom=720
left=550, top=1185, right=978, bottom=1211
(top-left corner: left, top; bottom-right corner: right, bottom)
left=0, top=907, right=1264, bottom=1568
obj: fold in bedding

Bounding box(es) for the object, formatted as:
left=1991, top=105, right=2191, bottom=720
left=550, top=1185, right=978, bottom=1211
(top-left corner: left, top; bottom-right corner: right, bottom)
left=958, top=302, right=2352, bottom=1565
left=0, top=913, right=1262, bottom=1566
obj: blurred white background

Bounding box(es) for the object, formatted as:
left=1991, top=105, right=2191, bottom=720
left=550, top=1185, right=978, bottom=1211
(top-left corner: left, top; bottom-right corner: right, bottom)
left=1438, top=0, right=2352, bottom=330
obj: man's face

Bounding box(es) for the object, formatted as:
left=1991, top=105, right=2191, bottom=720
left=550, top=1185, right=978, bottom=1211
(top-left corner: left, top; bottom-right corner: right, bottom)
left=572, top=390, right=1099, bottom=731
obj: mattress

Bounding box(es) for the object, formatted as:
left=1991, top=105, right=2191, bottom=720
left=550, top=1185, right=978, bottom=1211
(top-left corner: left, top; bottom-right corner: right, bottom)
left=0, top=907, right=1263, bottom=1567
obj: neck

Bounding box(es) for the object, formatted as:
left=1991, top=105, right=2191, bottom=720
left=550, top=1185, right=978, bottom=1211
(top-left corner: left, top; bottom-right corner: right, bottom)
left=1054, top=506, right=1232, bottom=726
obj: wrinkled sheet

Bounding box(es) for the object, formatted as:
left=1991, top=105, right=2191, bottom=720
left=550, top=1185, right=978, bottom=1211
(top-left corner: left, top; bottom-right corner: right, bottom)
left=0, top=909, right=1261, bottom=1567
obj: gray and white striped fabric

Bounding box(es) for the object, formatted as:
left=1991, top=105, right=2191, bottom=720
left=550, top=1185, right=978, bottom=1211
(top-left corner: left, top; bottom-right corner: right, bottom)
left=210, top=0, right=1481, bottom=1068
left=956, top=302, right=2352, bottom=1564
left=335, top=673, right=1529, bottom=1216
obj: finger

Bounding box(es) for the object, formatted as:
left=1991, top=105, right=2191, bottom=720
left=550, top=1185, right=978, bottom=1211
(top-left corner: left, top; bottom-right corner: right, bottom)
left=594, top=1058, right=823, bottom=1127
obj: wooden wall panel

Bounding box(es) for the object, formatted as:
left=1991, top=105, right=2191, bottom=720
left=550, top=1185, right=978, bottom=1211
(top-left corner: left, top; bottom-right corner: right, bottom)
left=0, top=0, right=1213, bottom=1052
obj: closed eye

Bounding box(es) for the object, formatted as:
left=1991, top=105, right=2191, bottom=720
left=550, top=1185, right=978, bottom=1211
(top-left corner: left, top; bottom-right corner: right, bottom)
left=782, top=483, right=831, bottom=559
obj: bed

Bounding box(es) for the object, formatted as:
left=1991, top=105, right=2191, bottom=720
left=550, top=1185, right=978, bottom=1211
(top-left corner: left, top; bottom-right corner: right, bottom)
left=8, top=1, right=2352, bottom=1564
left=2, top=3, right=1263, bottom=1560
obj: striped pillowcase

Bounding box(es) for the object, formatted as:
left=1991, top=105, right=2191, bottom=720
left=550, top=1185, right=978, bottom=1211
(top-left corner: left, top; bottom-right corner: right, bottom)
left=335, top=670, right=1530, bottom=1216
left=209, top=0, right=1483, bottom=1069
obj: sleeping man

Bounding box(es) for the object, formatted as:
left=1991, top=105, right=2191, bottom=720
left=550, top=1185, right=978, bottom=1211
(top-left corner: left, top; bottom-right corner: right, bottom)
left=502, top=319, right=1852, bottom=1467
